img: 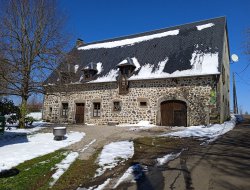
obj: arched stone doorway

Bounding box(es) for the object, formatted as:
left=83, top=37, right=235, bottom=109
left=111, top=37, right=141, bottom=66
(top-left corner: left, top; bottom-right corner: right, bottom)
left=160, top=100, right=187, bottom=126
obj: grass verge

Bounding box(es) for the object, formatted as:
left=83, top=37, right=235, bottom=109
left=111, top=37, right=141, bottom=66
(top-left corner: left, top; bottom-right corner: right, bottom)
left=51, top=149, right=100, bottom=190
left=0, top=150, right=67, bottom=190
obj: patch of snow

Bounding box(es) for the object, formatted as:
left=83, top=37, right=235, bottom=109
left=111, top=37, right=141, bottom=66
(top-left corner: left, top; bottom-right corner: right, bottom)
left=153, top=58, right=169, bottom=75
left=26, top=112, right=42, bottom=120
left=93, top=178, right=111, bottom=190
left=88, top=69, right=119, bottom=83
left=79, top=75, right=84, bottom=82
left=50, top=152, right=79, bottom=186
left=132, top=57, right=141, bottom=71
left=157, top=149, right=185, bottom=166
left=79, top=178, right=111, bottom=190
left=96, top=62, right=103, bottom=74
left=80, top=139, right=96, bottom=152
left=129, top=52, right=219, bottom=81
left=113, top=167, right=135, bottom=188
left=5, top=121, right=47, bottom=133
left=85, top=123, right=95, bottom=126
left=113, top=164, right=147, bottom=188
left=196, top=23, right=215, bottom=31
left=0, top=132, right=85, bottom=172
left=78, top=30, right=179, bottom=50
left=160, top=117, right=236, bottom=143
left=116, top=120, right=156, bottom=130
left=130, top=64, right=154, bottom=80
left=74, top=65, right=79, bottom=73
left=118, top=59, right=128, bottom=65
left=95, top=141, right=134, bottom=177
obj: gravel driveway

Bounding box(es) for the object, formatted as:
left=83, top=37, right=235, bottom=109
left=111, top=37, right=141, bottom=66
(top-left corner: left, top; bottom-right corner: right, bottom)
left=62, top=124, right=170, bottom=160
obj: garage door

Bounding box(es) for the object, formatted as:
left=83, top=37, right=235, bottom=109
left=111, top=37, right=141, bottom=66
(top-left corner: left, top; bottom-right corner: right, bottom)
left=161, top=100, right=187, bottom=126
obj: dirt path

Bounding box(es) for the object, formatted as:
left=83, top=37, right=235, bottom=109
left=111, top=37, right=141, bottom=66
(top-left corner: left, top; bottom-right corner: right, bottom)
left=64, top=125, right=170, bottom=160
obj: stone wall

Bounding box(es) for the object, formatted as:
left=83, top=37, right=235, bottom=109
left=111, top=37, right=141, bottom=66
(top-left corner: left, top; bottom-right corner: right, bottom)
left=43, top=75, right=219, bottom=126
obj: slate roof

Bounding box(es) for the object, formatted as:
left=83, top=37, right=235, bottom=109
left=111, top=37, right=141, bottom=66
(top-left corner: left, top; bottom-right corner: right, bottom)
left=45, top=17, right=228, bottom=84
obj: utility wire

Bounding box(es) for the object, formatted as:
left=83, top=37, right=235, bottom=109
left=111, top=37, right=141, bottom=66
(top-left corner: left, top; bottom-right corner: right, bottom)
left=235, top=72, right=250, bottom=86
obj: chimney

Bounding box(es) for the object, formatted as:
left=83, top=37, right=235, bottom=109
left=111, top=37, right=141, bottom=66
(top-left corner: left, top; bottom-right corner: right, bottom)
left=76, top=38, right=84, bottom=48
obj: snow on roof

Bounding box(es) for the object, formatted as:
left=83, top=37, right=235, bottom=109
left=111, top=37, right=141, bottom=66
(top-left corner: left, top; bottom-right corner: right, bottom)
left=74, top=65, right=79, bottom=73
left=88, top=68, right=119, bottom=83
left=196, top=23, right=215, bottom=31
left=78, top=29, right=179, bottom=50
left=96, top=62, right=103, bottom=74
left=129, top=51, right=219, bottom=81
left=86, top=50, right=219, bottom=83
left=132, top=57, right=141, bottom=71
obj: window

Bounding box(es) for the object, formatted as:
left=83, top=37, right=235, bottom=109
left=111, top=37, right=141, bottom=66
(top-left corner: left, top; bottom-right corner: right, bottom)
left=60, top=72, right=71, bottom=84
left=62, top=103, right=68, bottom=117
left=140, top=102, right=147, bottom=107
left=93, top=102, right=101, bottom=117
left=113, top=101, right=121, bottom=111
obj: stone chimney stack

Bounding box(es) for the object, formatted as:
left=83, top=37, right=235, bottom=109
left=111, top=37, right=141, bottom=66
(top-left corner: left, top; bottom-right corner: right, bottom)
left=76, top=38, right=84, bottom=48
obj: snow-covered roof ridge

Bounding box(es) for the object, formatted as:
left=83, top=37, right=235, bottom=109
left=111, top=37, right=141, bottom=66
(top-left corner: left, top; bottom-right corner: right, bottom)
left=196, top=23, right=215, bottom=31
left=78, top=29, right=179, bottom=50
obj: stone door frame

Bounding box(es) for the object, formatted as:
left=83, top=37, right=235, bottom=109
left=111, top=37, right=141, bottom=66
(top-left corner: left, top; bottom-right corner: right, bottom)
left=156, top=96, right=190, bottom=126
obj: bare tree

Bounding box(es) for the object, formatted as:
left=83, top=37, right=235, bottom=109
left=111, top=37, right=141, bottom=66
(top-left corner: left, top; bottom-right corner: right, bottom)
left=0, top=0, right=69, bottom=128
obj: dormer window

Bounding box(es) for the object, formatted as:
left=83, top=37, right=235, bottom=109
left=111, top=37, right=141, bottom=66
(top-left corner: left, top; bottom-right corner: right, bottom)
left=60, top=72, right=71, bottom=84
left=82, top=62, right=98, bottom=81
left=117, top=57, right=136, bottom=95
left=117, top=57, right=136, bottom=77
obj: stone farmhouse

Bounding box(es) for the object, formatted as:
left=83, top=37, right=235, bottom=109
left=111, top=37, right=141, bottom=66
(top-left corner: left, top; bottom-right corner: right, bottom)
left=43, top=17, right=230, bottom=126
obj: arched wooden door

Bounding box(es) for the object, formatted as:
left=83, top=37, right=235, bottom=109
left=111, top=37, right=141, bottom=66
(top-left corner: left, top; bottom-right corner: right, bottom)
left=161, top=100, right=187, bottom=126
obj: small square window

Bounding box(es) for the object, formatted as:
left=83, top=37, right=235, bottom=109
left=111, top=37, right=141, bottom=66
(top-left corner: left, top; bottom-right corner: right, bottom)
left=113, top=101, right=121, bottom=111
left=93, top=102, right=101, bottom=117
left=140, top=102, right=147, bottom=107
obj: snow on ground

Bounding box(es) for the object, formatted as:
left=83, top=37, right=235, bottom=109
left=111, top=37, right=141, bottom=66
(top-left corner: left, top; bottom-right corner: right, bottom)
left=4, top=121, right=47, bottom=135
left=26, top=112, right=42, bottom=120
left=78, top=29, right=179, bottom=50
left=196, top=23, right=215, bottom=30
left=0, top=131, right=85, bottom=172
left=50, top=152, right=79, bottom=186
left=95, top=141, right=134, bottom=177
left=79, top=178, right=111, bottom=190
left=113, top=164, right=147, bottom=188
left=116, top=120, right=156, bottom=131
left=160, top=117, right=236, bottom=143
left=157, top=149, right=185, bottom=166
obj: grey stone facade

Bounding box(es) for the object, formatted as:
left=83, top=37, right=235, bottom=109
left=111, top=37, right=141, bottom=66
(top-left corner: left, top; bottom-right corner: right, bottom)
left=43, top=75, right=224, bottom=126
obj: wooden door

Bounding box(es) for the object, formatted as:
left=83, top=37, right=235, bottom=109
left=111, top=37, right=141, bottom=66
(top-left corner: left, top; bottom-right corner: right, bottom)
left=161, top=100, right=187, bottom=126
left=75, top=103, right=85, bottom=124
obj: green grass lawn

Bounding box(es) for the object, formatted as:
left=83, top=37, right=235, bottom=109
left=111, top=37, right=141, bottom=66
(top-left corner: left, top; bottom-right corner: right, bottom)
left=0, top=150, right=67, bottom=190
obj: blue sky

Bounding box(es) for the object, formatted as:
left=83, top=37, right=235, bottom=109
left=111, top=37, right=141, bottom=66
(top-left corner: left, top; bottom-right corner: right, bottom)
left=14, top=0, right=250, bottom=112
left=59, top=0, right=250, bottom=113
